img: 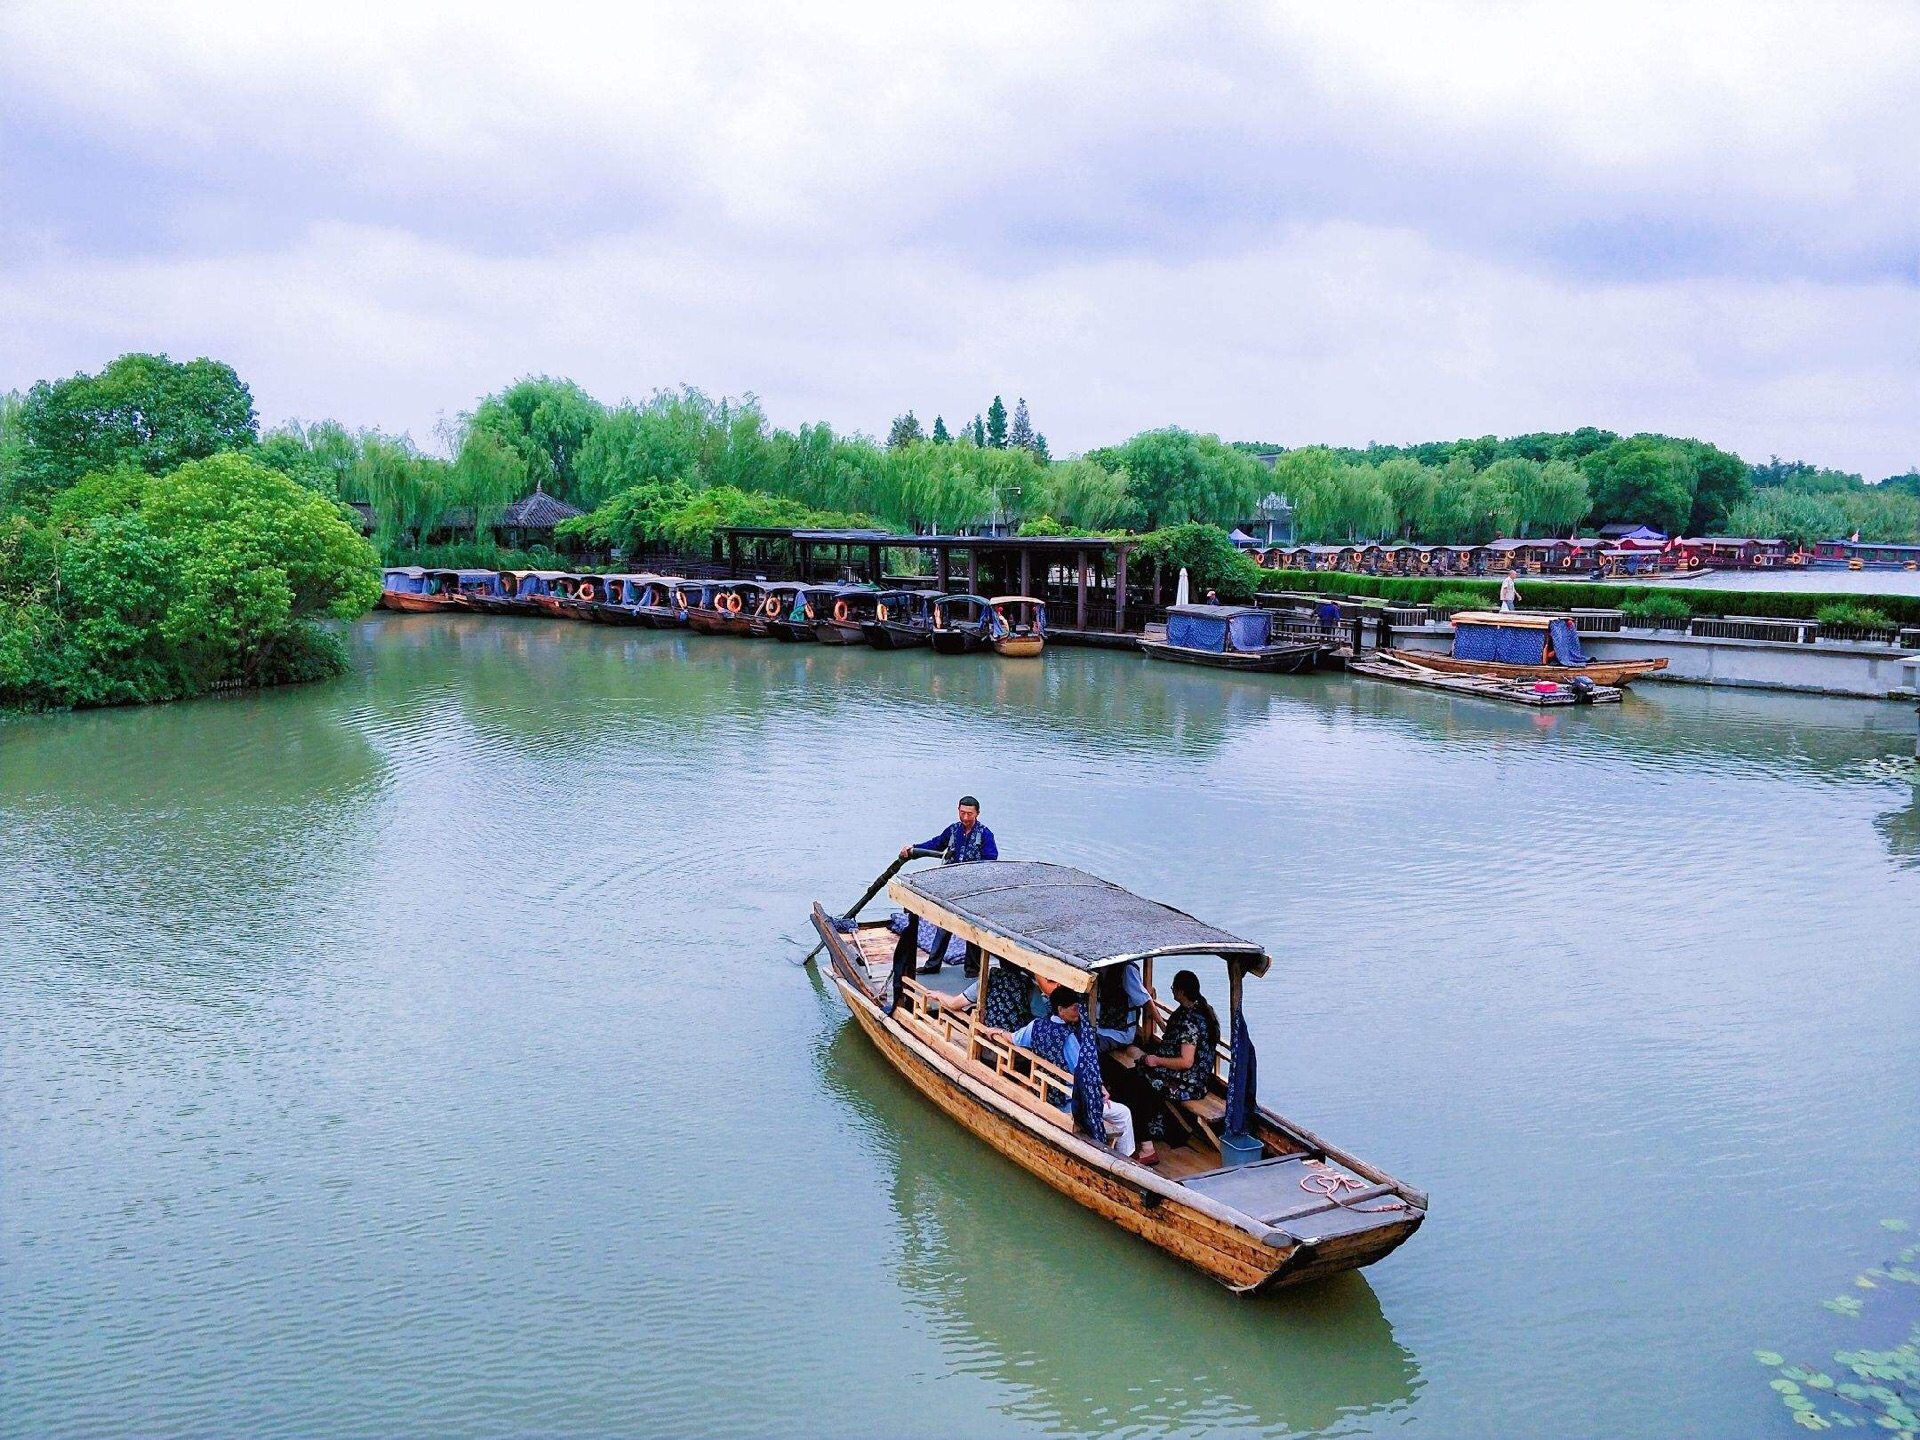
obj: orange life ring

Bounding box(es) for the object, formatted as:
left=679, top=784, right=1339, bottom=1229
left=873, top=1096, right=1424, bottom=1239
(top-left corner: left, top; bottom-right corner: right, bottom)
left=722, top=592, right=739, bottom=613
left=1559, top=556, right=1573, bottom=570
left=876, top=603, right=889, bottom=622
left=763, top=596, right=781, bottom=617
left=1686, top=556, right=1701, bottom=570
left=833, top=599, right=849, bottom=622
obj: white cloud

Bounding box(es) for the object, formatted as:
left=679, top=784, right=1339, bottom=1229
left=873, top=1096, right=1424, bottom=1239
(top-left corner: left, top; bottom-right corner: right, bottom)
left=0, top=1, right=1914, bottom=473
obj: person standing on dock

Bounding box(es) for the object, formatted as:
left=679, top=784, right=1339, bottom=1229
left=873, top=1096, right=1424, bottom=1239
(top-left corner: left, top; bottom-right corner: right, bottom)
left=901, top=796, right=998, bottom=975
left=1499, top=573, right=1519, bottom=612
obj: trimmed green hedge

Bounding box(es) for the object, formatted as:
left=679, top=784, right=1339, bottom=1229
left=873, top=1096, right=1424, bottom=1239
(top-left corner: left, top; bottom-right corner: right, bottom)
left=1252, top=569, right=1920, bottom=625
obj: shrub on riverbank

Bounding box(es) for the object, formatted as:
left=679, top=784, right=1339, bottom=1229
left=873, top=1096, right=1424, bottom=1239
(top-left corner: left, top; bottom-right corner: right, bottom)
left=1620, top=593, right=1694, bottom=625
left=1814, top=601, right=1897, bottom=631
left=1252, top=568, right=1920, bottom=626
left=0, top=454, right=380, bottom=710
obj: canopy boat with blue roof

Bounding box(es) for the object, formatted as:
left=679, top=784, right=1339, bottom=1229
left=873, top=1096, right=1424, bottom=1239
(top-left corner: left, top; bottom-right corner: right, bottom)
left=812, top=586, right=881, bottom=645
left=930, top=593, right=993, bottom=654
left=1139, top=603, right=1337, bottom=673
left=687, top=580, right=767, bottom=636
left=378, top=567, right=502, bottom=612
left=810, top=859, right=1426, bottom=1291
left=863, top=590, right=942, bottom=650
left=1384, top=611, right=1667, bottom=687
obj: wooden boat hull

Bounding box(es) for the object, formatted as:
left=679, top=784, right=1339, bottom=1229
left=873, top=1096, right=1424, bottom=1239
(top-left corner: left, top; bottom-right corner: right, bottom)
left=637, top=606, right=687, bottom=628
left=930, top=630, right=988, bottom=655
left=465, top=595, right=521, bottom=616
left=862, top=621, right=930, bottom=650
left=994, top=636, right=1045, bottom=658
left=813, top=620, right=868, bottom=645
left=687, top=608, right=757, bottom=636
left=767, top=619, right=818, bottom=642
left=1351, top=655, right=1622, bottom=706
left=1138, top=638, right=1327, bottom=673
left=815, top=914, right=1423, bottom=1291
left=589, top=604, right=653, bottom=627
left=379, top=592, right=465, bottom=613
left=1381, top=648, right=1666, bottom=687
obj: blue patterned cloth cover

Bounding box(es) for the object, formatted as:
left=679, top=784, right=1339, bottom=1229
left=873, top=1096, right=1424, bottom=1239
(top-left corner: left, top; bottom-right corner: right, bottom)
left=1548, top=619, right=1590, bottom=665
left=1020, top=1013, right=1109, bottom=1145
left=1166, top=611, right=1228, bottom=651
left=1454, top=622, right=1548, bottom=664
left=1228, top=611, right=1272, bottom=649
left=1225, top=1007, right=1258, bottom=1137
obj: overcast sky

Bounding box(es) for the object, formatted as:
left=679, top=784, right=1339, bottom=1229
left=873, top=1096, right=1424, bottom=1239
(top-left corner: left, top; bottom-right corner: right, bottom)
left=2, top=1, right=1916, bottom=476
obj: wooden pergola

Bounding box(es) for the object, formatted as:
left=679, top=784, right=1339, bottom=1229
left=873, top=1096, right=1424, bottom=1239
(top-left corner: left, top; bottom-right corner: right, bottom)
left=716, top=528, right=1142, bottom=632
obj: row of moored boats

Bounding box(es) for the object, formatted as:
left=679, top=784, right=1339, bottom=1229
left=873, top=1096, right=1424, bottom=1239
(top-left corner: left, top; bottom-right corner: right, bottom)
left=379, top=568, right=1047, bottom=656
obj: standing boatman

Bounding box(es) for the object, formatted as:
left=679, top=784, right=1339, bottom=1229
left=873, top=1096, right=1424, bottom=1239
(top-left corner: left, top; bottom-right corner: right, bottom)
left=900, top=795, right=998, bottom=975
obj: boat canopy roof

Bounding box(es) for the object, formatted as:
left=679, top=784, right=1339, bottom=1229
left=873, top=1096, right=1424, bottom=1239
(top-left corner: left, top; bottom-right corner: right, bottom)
left=989, top=594, right=1044, bottom=607
left=430, top=568, right=504, bottom=580
left=1450, top=610, right=1567, bottom=629
left=890, top=861, right=1268, bottom=991
left=1168, top=603, right=1266, bottom=620
left=934, top=593, right=991, bottom=613
left=384, top=566, right=428, bottom=576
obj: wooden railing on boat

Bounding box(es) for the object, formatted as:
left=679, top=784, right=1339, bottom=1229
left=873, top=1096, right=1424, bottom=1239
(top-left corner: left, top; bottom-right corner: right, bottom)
left=893, top=976, right=1077, bottom=1132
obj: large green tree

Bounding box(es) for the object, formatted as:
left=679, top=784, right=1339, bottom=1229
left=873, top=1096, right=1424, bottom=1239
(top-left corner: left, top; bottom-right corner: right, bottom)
left=1582, top=438, right=1697, bottom=535
left=1, top=453, right=379, bottom=709
left=7, top=353, right=257, bottom=508
left=1115, top=428, right=1266, bottom=529
left=1681, top=440, right=1752, bottom=534
left=469, top=377, right=603, bottom=502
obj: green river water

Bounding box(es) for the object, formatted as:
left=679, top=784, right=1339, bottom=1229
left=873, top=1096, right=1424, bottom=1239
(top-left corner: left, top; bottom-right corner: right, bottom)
left=4, top=614, right=1917, bottom=1438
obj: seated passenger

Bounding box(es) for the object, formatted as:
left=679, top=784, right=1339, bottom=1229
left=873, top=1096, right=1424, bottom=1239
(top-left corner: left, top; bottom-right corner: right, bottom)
left=1106, top=970, right=1219, bottom=1167
left=926, top=960, right=1034, bottom=1032
left=1009, top=989, right=1137, bottom=1159
left=1093, top=961, right=1151, bottom=1053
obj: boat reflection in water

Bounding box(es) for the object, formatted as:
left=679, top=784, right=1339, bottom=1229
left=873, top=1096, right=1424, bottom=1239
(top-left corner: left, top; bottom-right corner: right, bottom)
left=814, top=1016, right=1421, bottom=1436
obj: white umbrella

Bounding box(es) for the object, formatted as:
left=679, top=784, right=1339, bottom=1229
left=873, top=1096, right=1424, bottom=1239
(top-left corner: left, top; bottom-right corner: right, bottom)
left=1175, top=567, right=1190, bottom=606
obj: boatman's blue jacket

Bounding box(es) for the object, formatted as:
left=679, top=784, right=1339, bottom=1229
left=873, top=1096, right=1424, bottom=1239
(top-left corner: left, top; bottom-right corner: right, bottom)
left=915, top=821, right=998, bottom=864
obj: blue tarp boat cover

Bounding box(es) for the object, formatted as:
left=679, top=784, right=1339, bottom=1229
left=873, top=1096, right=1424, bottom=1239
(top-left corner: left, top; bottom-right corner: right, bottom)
left=1454, top=621, right=1548, bottom=665
left=1548, top=618, right=1590, bottom=665
left=1165, top=606, right=1272, bottom=653
left=1454, top=616, right=1591, bottom=666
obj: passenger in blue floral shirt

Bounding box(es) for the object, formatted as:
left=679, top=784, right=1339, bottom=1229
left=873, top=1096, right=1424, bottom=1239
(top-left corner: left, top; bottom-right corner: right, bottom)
left=901, top=795, right=998, bottom=973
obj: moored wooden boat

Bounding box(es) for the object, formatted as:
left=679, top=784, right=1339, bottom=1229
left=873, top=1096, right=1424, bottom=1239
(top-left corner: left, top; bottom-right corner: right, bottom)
left=1350, top=652, right=1622, bottom=705
left=811, top=860, right=1425, bottom=1291
left=378, top=567, right=445, bottom=611
left=1139, top=604, right=1335, bottom=673
left=811, top=587, right=880, bottom=645
left=761, top=583, right=818, bottom=641
left=1386, top=610, right=1667, bottom=687
left=687, top=581, right=766, bottom=636
left=590, top=573, right=665, bottom=626
left=549, top=574, right=606, bottom=621
left=989, top=596, right=1046, bottom=657
left=862, top=589, right=941, bottom=650
left=632, top=576, right=688, bottom=627
left=929, top=593, right=992, bottom=654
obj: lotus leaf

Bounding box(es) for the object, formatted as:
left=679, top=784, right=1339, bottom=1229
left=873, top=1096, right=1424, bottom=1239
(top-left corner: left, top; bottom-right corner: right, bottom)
left=1882, top=1220, right=1911, bottom=1232
left=1778, top=1379, right=1805, bottom=1394
left=1758, top=1351, right=1787, bottom=1367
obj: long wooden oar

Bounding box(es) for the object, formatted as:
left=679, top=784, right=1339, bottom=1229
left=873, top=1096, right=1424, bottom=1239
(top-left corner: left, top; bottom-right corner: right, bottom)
left=798, top=848, right=937, bottom=966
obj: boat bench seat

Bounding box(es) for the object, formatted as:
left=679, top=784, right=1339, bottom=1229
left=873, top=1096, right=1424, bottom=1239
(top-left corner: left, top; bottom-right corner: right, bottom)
left=1180, top=1094, right=1228, bottom=1149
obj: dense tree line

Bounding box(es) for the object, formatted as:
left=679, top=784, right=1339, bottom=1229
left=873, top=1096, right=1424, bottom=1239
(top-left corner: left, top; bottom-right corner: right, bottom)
left=7, top=348, right=1914, bottom=710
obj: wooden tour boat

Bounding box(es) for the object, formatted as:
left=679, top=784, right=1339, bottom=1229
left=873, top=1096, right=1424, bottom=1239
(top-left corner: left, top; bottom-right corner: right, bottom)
left=589, top=573, right=663, bottom=626
left=1385, top=611, right=1668, bottom=687
left=483, top=570, right=568, bottom=617
left=812, top=587, right=881, bottom=645
left=989, top=596, right=1046, bottom=657
left=863, top=590, right=942, bottom=650
left=551, top=574, right=607, bottom=621
left=1139, top=604, right=1335, bottom=673
left=379, top=567, right=504, bottom=612
left=768, top=585, right=830, bottom=642
left=930, top=594, right=994, bottom=655
left=629, top=576, right=687, bottom=627
left=687, top=581, right=767, bottom=636
left=812, top=861, right=1425, bottom=1291
left=755, top=583, right=812, bottom=640
left=1349, top=651, right=1622, bottom=706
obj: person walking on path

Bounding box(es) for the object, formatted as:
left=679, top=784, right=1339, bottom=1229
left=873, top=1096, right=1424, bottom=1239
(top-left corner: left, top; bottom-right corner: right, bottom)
left=1499, top=573, right=1519, bottom=612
